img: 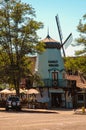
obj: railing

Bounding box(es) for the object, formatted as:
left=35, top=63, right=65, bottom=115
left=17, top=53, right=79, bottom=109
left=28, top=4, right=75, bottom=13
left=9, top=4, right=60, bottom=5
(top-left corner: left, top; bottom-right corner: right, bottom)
left=26, top=78, right=76, bottom=89
left=40, top=79, right=68, bottom=88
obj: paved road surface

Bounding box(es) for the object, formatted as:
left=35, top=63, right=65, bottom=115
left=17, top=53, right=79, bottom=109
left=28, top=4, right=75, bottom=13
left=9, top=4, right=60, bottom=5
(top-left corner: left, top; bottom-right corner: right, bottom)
left=0, top=108, right=86, bottom=130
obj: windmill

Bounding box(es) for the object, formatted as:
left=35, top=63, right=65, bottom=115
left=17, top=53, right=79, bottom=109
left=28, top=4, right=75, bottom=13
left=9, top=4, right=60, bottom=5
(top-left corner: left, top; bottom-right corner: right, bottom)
left=55, top=15, right=73, bottom=57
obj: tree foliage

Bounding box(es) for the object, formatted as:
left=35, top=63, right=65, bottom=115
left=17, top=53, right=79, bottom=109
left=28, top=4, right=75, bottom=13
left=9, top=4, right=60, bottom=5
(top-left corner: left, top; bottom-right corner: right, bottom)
left=64, top=56, right=86, bottom=79
left=75, top=14, right=86, bottom=56
left=0, top=0, right=45, bottom=95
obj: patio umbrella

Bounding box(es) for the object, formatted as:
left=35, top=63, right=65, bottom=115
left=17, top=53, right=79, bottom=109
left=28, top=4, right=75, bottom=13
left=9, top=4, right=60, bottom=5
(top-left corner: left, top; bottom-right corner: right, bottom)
left=10, top=89, right=16, bottom=94
left=11, top=88, right=25, bottom=94
left=25, top=88, right=39, bottom=95
left=0, top=89, right=12, bottom=94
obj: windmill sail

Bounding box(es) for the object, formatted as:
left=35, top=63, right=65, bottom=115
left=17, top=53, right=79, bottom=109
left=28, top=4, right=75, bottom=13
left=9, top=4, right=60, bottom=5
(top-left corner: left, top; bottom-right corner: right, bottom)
left=63, top=33, right=73, bottom=49
left=55, top=15, right=65, bottom=57
left=55, top=15, right=63, bottom=41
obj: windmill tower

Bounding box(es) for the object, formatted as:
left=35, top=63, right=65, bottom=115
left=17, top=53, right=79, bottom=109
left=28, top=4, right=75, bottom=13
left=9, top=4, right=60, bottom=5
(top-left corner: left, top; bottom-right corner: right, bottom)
left=37, top=15, right=73, bottom=87
left=37, top=34, right=65, bottom=87
left=36, top=15, right=73, bottom=108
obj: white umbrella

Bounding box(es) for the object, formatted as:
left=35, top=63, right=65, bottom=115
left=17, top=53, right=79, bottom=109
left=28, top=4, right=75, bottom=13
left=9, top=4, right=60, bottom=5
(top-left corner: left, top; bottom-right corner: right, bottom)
left=25, top=88, right=39, bottom=94
left=10, top=89, right=16, bottom=94
left=0, top=89, right=12, bottom=94
left=11, top=88, right=25, bottom=94
left=20, top=88, right=25, bottom=93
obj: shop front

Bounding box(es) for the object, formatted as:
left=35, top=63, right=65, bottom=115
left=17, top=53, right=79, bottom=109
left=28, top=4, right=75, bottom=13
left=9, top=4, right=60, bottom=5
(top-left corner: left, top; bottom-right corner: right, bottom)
left=49, top=88, right=66, bottom=108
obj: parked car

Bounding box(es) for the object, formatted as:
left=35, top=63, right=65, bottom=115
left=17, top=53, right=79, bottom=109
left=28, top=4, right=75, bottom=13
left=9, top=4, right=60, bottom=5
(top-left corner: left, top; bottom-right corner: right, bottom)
left=5, top=95, right=21, bottom=111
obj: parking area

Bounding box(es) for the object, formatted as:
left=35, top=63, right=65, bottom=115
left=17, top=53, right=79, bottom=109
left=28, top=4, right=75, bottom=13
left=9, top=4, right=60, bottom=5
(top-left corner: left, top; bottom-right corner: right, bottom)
left=0, top=108, right=86, bottom=130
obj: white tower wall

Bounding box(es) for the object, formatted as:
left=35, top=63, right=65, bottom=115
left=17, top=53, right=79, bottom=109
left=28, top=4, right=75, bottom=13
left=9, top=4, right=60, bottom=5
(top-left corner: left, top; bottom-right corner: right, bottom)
left=37, top=48, right=65, bottom=80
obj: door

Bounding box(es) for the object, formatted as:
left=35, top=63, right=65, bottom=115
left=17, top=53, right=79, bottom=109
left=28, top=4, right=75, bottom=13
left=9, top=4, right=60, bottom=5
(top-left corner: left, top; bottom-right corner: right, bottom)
left=51, top=93, right=62, bottom=108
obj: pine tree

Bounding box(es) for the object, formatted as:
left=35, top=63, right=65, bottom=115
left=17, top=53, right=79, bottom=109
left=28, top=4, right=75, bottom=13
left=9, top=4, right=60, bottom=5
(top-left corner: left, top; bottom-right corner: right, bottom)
left=75, top=14, right=86, bottom=56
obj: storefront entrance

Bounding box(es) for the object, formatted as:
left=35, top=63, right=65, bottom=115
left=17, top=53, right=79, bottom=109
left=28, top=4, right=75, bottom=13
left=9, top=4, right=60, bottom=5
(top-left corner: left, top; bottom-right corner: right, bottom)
left=51, top=93, right=62, bottom=108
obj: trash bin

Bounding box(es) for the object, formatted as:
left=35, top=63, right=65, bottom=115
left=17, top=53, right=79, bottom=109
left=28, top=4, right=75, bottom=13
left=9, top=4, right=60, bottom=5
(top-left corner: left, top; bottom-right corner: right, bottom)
left=82, top=106, right=85, bottom=113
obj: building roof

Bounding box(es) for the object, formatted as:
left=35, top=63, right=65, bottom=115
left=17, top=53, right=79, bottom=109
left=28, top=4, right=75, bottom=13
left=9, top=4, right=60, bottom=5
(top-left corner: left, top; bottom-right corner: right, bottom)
left=66, top=74, right=86, bottom=89
left=42, top=35, right=61, bottom=49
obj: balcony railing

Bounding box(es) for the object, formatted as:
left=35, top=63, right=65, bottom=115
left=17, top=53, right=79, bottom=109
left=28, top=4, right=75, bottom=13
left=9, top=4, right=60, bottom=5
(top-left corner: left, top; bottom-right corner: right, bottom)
left=40, top=79, right=68, bottom=88
left=26, top=78, right=76, bottom=89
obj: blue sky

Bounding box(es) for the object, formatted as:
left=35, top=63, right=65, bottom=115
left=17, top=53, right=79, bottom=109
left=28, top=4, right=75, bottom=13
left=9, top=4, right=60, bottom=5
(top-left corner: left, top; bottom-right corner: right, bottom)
left=21, top=0, right=86, bottom=56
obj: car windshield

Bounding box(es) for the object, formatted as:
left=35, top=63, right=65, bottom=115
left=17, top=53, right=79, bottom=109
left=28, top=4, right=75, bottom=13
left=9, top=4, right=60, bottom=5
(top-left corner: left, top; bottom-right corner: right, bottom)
left=8, top=97, right=19, bottom=101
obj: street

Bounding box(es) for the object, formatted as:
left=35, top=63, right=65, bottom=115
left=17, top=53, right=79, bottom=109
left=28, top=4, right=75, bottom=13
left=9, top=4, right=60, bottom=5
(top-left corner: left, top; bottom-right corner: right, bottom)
left=0, top=108, right=86, bottom=130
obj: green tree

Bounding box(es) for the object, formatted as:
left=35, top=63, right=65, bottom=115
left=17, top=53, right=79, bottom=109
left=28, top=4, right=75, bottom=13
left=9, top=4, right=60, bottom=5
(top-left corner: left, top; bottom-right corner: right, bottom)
left=0, top=0, right=45, bottom=95
left=75, top=14, right=86, bottom=56
left=64, top=56, right=86, bottom=79
left=64, top=57, right=78, bottom=73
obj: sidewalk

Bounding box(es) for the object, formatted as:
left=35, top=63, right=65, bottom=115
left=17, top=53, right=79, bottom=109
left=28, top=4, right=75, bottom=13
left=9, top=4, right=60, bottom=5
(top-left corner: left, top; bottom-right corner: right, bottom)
left=0, top=107, right=58, bottom=113
left=0, top=107, right=86, bottom=114
left=22, top=108, right=86, bottom=115
left=74, top=108, right=86, bottom=115
left=22, top=108, right=58, bottom=113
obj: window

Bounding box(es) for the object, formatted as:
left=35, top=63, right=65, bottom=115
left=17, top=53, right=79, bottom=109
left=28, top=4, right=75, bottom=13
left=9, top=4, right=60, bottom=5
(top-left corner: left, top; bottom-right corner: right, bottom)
left=68, top=70, right=72, bottom=75
left=67, top=70, right=78, bottom=76
left=52, top=71, right=58, bottom=87
left=77, top=94, right=84, bottom=101
left=52, top=71, right=58, bottom=80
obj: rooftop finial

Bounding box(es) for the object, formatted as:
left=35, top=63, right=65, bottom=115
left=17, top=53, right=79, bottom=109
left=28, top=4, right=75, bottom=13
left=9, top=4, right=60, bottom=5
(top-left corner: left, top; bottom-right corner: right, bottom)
left=47, top=27, right=49, bottom=36
left=46, top=27, right=50, bottom=38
